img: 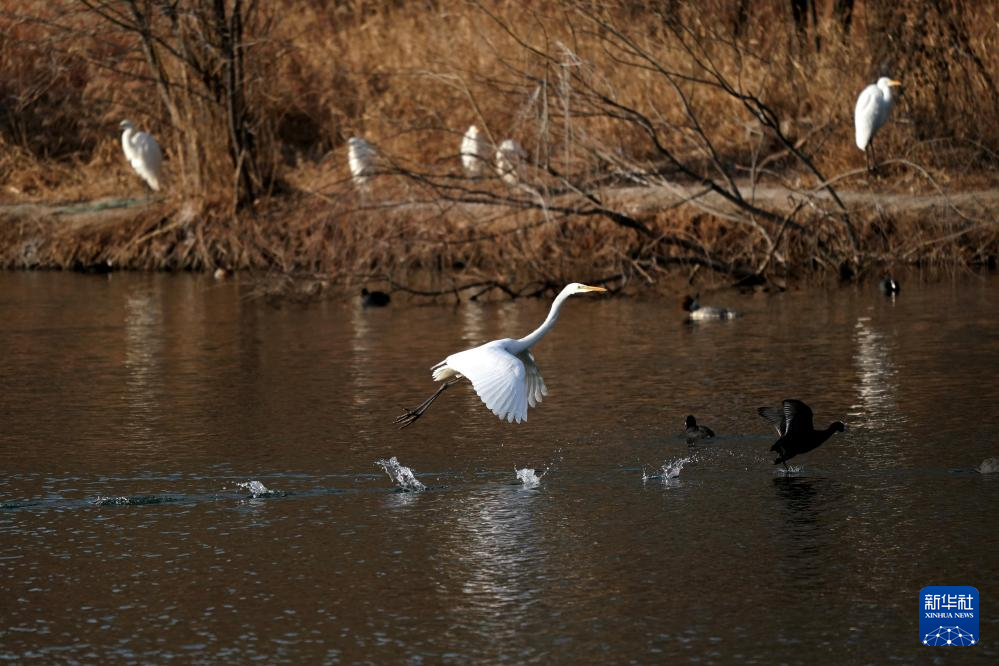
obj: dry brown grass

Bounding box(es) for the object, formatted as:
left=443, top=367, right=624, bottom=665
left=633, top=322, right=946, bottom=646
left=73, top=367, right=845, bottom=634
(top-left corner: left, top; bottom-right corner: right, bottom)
left=1, top=1, right=998, bottom=293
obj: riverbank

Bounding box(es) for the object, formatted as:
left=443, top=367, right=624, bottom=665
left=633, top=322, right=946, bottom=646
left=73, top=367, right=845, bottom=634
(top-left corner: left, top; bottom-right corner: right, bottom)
left=2, top=176, right=995, bottom=300
left=3, top=2, right=997, bottom=297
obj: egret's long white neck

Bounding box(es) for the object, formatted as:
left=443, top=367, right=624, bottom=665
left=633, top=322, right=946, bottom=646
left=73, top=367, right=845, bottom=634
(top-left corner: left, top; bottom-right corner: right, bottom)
left=878, top=82, right=896, bottom=105
left=510, top=286, right=576, bottom=353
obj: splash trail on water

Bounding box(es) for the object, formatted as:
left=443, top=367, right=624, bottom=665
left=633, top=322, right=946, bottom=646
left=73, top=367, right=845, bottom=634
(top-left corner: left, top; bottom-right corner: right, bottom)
left=90, top=495, right=178, bottom=506
left=376, top=456, right=426, bottom=492
left=643, top=456, right=693, bottom=483
left=978, top=457, right=999, bottom=474
left=515, top=467, right=544, bottom=488
left=236, top=480, right=283, bottom=498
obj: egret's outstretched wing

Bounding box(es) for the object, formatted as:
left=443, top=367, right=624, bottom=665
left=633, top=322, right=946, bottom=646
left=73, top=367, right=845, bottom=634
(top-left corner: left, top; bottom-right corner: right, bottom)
left=445, top=341, right=529, bottom=423
left=515, top=350, right=548, bottom=408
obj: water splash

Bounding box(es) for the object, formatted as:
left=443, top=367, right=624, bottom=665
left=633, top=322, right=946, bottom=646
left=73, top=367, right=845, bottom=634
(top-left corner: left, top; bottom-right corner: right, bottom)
left=643, top=456, right=693, bottom=483
left=515, top=467, right=543, bottom=488
left=375, top=456, right=426, bottom=492
left=236, top=480, right=282, bottom=498
left=978, top=457, right=999, bottom=474
left=91, top=495, right=176, bottom=506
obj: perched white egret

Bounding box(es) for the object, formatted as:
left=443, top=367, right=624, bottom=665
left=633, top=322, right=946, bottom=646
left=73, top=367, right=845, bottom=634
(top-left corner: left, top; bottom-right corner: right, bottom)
left=395, top=283, right=608, bottom=428
left=460, top=125, right=491, bottom=177
left=347, top=136, right=376, bottom=187
left=495, top=138, right=526, bottom=186
left=854, top=77, right=901, bottom=172
left=119, top=120, right=162, bottom=191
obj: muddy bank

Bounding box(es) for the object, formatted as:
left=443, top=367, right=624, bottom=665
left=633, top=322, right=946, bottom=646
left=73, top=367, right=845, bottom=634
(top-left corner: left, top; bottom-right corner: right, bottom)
left=1, top=182, right=996, bottom=297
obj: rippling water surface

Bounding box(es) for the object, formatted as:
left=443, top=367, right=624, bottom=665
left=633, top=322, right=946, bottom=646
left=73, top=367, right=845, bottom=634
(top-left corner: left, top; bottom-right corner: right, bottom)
left=1, top=272, right=997, bottom=663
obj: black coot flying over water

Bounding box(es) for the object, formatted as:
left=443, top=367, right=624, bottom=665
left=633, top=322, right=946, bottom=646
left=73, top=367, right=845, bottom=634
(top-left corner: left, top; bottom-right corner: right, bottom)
left=757, top=399, right=845, bottom=469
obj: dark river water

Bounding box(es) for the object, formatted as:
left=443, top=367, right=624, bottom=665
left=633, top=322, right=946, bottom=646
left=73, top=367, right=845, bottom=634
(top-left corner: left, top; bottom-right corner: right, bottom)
left=1, top=272, right=997, bottom=663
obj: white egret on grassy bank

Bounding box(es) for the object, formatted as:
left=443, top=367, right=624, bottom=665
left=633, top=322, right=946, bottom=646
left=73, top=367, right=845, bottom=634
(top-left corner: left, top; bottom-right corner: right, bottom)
left=495, top=138, right=526, bottom=186
left=395, top=283, right=608, bottom=428
left=855, top=77, right=901, bottom=172
left=460, top=125, right=491, bottom=177
left=347, top=136, right=376, bottom=187
left=119, top=120, right=162, bottom=192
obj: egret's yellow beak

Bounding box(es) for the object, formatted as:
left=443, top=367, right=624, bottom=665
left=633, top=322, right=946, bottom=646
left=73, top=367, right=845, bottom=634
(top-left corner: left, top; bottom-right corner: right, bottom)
left=888, top=80, right=902, bottom=87
left=580, top=285, right=608, bottom=293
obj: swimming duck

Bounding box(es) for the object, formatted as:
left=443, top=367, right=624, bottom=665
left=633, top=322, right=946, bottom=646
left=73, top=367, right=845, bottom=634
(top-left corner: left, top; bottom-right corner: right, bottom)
left=683, top=415, right=715, bottom=445
left=681, top=294, right=738, bottom=320
left=878, top=275, right=900, bottom=296
left=361, top=288, right=391, bottom=307
left=757, top=399, right=845, bottom=469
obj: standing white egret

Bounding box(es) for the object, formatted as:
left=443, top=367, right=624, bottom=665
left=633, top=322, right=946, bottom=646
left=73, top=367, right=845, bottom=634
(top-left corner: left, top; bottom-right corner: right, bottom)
left=460, top=125, right=491, bottom=177
left=119, top=120, right=162, bottom=192
left=854, top=77, right=901, bottom=172
left=494, top=138, right=526, bottom=186
left=395, top=283, right=608, bottom=428
left=347, top=136, right=376, bottom=188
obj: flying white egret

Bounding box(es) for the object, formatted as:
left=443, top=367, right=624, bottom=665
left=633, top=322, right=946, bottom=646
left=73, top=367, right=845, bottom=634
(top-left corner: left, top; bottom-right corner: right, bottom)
left=347, top=136, right=376, bottom=187
left=460, top=125, right=491, bottom=177
left=394, top=283, right=608, bottom=428
left=854, top=77, right=901, bottom=172
left=494, top=138, right=526, bottom=186
left=119, top=120, right=162, bottom=192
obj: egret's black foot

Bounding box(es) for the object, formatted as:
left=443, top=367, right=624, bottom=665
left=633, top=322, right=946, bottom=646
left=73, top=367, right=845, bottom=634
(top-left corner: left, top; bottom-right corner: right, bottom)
left=393, top=408, right=425, bottom=429
left=392, top=379, right=459, bottom=429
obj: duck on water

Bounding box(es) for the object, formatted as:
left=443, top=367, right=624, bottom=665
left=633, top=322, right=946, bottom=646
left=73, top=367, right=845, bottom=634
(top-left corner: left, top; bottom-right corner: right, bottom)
left=683, top=415, right=715, bottom=445
left=361, top=288, right=391, bottom=307
left=878, top=275, right=900, bottom=296
left=681, top=294, right=739, bottom=321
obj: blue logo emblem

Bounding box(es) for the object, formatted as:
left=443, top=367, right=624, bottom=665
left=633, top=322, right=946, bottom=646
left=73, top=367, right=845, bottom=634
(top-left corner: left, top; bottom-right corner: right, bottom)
left=920, top=586, right=978, bottom=646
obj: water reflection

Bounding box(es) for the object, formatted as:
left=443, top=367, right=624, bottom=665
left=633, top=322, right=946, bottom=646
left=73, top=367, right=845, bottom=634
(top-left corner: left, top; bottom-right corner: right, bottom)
left=442, top=486, right=545, bottom=653
left=349, top=302, right=374, bottom=411
left=771, top=476, right=831, bottom=586
left=3, top=274, right=999, bottom=663
left=123, top=285, right=164, bottom=447
left=851, top=316, right=909, bottom=469
left=851, top=317, right=898, bottom=424
left=460, top=301, right=486, bottom=346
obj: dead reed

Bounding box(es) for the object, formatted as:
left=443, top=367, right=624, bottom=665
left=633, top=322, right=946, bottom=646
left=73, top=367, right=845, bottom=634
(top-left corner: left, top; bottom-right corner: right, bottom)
left=1, top=1, right=997, bottom=296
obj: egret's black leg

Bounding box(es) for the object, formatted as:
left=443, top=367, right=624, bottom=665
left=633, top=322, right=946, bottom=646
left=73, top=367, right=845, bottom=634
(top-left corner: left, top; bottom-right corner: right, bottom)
left=394, top=379, right=461, bottom=429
